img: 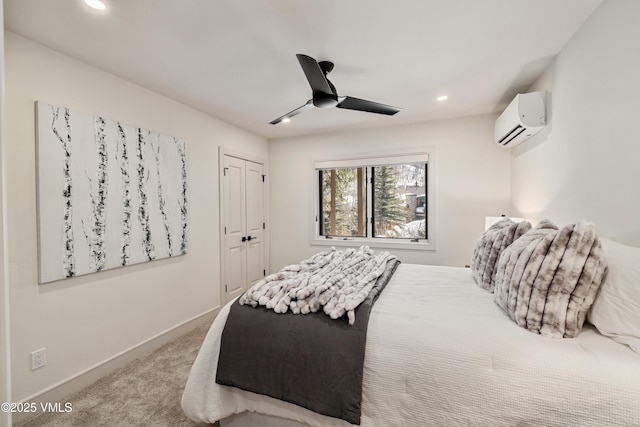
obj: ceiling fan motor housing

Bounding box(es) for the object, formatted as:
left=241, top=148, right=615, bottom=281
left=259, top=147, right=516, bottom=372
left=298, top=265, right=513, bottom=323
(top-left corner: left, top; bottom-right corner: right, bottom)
left=313, top=92, right=338, bottom=108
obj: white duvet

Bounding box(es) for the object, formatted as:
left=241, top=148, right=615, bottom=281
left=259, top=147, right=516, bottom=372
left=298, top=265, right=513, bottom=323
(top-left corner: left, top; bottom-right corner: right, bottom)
left=182, top=264, right=640, bottom=426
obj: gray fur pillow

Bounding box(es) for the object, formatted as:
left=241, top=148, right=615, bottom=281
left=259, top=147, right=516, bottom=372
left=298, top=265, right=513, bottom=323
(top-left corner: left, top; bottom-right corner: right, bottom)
left=494, top=220, right=608, bottom=338
left=471, top=218, right=531, bottom=291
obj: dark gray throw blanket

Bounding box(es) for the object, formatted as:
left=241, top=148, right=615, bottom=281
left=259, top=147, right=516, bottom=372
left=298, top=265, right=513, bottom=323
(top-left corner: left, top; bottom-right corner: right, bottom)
left=216, top=258, right=400, bottom=425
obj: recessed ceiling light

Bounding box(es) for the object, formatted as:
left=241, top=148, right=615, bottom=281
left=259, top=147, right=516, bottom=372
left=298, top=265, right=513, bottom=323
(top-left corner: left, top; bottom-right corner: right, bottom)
left=282, top=118, right=291, bottom=123
left=85, top=0, right=106, bottom=10
left=437, top=95, right=448, bottom=102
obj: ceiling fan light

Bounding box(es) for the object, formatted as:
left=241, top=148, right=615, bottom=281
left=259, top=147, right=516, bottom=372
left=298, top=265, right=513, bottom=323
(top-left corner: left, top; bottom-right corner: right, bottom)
left=85, top=0, right=106, bottom=10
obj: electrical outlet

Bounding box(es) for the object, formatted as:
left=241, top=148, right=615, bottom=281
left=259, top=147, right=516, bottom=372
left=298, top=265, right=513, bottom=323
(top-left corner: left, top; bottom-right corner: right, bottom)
left=31, top=348, right=46, bottom=370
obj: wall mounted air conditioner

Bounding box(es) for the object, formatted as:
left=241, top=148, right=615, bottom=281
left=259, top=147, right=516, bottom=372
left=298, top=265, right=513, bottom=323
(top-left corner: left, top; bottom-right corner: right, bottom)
left=494, top=91, right=546, bottom=147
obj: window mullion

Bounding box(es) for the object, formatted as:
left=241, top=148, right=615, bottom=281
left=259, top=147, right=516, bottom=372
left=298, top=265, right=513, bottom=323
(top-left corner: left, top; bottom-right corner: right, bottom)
left=366, top=166, right=373, bottom=238
left=330, top=169, right=337, bottom=235
left=357, top=168, right=365, bottom=236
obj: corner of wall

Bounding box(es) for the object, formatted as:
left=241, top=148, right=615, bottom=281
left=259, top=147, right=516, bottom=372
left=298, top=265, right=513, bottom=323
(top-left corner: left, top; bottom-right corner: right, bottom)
left=1, top=5, right=15, bottom=427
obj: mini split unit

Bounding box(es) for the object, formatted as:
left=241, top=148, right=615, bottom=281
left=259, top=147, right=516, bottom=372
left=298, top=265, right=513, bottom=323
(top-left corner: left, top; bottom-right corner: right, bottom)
left=494, top=91, right=547, bottom=147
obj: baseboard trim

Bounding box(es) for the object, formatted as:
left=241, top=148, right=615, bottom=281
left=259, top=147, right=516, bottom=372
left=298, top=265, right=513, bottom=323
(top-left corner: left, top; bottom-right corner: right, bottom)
left=13, top=306, right=220, bottom=424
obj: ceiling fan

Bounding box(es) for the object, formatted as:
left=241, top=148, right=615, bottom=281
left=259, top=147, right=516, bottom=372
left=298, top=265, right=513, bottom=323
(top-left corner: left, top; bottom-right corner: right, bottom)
left=269, top=54, right=402, bottom=125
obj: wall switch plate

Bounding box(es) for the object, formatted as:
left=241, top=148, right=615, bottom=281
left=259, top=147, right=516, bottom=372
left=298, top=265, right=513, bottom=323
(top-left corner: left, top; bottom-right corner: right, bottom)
left=31, top=348, right=46, bottom=370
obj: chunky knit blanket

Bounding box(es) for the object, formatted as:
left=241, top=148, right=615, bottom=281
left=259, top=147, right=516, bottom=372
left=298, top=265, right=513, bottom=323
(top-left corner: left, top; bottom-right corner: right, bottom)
left=239, top=246, right=396, bottom=325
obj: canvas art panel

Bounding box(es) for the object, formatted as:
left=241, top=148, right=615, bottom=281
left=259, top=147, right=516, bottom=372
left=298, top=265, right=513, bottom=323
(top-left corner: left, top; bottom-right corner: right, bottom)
left=36, top=101, right=188, bottom=283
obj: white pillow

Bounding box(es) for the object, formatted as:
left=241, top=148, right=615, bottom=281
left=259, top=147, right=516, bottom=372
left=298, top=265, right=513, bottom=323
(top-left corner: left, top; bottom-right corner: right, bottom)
left=588, top=238, right=640, bottom=353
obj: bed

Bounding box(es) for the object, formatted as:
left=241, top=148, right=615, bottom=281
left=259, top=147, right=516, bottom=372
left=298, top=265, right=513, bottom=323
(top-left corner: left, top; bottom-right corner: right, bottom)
left=182, top=221, right=640, bottom=426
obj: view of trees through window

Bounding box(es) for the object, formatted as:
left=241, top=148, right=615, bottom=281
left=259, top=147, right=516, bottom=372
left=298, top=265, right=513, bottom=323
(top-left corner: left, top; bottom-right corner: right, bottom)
left=320, top=168, right=365, bottom=237
left=319, top=163, right=426, bottom=240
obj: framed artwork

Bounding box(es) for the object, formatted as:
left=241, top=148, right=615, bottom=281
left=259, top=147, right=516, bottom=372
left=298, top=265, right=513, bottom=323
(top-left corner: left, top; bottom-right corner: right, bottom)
left=36, top=101, right=188, bottom=283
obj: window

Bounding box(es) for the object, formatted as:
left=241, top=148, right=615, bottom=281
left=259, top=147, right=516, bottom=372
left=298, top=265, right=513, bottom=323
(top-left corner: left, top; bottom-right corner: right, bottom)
left=315, top=153, right=431, bottom=248
left=319, top=167, right=366, bottom=237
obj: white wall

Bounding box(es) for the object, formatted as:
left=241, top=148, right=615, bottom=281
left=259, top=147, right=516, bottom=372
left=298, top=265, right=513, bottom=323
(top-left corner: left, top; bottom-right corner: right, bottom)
left=5, top=32, right=268, bottom=401
left=0, top=3, right=12, bottom=426
left=269, top=115, right=511, bottom=269
left=511, top=0, right=640, bottom=246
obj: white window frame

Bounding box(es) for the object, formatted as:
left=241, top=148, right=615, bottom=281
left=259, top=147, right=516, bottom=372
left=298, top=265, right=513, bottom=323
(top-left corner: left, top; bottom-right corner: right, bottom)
left=312, top=152, right=435, bottom=251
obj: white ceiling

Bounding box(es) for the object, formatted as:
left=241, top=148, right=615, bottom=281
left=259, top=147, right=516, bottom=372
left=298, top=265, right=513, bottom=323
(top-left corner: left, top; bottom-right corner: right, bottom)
left=4, top=0, right=601, bottom=139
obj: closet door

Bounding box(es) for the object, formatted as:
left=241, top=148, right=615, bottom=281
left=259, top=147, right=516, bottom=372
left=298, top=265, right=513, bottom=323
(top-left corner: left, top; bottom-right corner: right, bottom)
left=222, top=155, right=266, bottom=303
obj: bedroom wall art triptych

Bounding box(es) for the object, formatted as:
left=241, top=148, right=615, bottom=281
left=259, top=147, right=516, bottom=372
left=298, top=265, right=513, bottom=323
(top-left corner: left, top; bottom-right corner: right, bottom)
left=35, top=101, right=188, bottom=283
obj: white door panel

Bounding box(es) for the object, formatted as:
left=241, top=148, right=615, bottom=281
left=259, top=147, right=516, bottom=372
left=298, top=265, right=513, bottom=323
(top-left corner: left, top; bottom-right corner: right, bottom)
left=246, top=240, right=264, bottom=286
left=226, top=245, right=245, bottom=296
left=245, top=161, right=264, bottom=236
left=225, top=161, right=245, bottom=235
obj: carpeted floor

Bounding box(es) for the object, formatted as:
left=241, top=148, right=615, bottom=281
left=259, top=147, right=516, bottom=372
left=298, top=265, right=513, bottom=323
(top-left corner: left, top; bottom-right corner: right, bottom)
left=16, top=322, right=218, bottom=427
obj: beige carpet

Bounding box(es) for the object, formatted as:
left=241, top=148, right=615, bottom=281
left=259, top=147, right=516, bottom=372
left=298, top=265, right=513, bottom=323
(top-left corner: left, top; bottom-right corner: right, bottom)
left=16, top=322, right=217, bottom=427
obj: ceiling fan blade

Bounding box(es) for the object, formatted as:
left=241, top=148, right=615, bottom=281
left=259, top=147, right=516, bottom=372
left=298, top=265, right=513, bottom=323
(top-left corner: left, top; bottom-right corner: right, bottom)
left=296, top=54, right=333, bottom=95
left=269, top=100, right=314, bottom=125
left=337, top=96, right=401, bottom=116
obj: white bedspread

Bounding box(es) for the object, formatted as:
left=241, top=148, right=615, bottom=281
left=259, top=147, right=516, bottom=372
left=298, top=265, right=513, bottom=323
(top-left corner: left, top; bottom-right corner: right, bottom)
left=182, top=264, right=640, bottom=426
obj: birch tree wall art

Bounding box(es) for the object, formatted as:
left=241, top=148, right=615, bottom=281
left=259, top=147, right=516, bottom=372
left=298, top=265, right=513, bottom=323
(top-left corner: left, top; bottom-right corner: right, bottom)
left=36, top=101, right=188, bottom=283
